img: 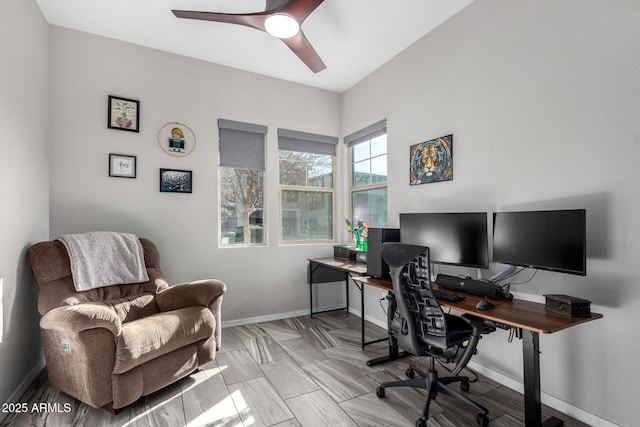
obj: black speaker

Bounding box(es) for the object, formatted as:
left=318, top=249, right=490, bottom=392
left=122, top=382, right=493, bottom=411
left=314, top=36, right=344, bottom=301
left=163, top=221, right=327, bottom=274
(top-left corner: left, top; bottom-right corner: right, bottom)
left=436, top=274, right=513, bottom=299
left=366, top=228, right=401, bottom=279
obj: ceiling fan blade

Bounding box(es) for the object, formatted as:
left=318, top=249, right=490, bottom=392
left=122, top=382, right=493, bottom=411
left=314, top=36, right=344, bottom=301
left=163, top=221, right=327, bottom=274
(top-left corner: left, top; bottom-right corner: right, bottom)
left=281, top=30, right=326, bottom=73
left=265, top=0, right=290, bottom=13
left=172, top=10, right=267, bottom=32
left=281, top=0, right=325, bottom=23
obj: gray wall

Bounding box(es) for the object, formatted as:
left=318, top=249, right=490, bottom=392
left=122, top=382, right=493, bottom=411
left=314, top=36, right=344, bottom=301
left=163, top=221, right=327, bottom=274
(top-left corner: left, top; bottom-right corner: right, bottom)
left=343, top=1, right=639, bottom=426
left=48, top=26, right=345, bottom=324
left=0, top=0, right=49, bottom=407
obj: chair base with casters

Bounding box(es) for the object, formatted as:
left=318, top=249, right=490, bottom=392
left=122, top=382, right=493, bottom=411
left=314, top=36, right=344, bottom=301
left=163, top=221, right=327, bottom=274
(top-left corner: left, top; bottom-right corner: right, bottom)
left=375, top=242, right=493, bottom=427
left=375, top=314, right=492, bottom=427
left=376, top=357, right=490, bottom=427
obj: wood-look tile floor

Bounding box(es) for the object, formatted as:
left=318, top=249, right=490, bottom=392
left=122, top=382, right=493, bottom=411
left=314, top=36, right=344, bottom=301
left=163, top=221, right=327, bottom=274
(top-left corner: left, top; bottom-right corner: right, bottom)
left=2, top=311, right=590, bottom=427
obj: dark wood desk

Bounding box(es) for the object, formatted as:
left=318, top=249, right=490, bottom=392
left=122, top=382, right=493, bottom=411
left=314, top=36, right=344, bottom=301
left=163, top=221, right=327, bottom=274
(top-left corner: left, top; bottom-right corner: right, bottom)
left=307, top=257, right=386, bottom=350
left=352, top=276, right=603, bottom=427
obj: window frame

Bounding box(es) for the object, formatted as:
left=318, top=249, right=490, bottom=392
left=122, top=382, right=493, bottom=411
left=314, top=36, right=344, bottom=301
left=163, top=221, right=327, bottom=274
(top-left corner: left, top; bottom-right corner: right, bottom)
left=348, top=132, right=388, bottom=229
left=217, top=119, right=268, bottom=248
left=219, top=166, right=267, bottom=247
left=278, top=150, right=336, bottom=245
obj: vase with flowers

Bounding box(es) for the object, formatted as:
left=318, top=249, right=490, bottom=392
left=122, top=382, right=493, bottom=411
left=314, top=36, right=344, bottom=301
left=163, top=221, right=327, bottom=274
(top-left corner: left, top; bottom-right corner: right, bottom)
left=345, top=217, right=368, bottom=251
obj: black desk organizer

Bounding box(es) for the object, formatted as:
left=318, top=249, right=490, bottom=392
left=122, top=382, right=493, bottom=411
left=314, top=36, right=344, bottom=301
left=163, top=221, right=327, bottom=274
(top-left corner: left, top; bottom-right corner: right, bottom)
left=544, top=294, right=591, bottom=317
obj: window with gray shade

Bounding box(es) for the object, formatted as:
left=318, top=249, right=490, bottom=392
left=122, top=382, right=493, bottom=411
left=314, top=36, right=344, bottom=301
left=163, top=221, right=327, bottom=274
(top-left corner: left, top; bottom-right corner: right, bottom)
left=278, top=128, right=337, bottom=243
left=219, top=119, right=267, bottom=246
left=346, top=120, right=388, bottom=229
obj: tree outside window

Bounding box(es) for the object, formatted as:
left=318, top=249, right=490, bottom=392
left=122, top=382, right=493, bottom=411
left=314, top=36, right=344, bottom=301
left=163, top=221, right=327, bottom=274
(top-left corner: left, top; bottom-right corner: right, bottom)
left=220, top=168, right=264, bottom=245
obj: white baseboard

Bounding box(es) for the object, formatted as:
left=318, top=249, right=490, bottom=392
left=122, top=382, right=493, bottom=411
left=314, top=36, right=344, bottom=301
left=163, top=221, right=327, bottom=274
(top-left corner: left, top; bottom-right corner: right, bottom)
left=467, top=361, right=619, bottom=427
left=221, top=304, right=345, bottom=328
left=225, top=308, right=618, bottom=427
left=0, top=357, right=46, bottom=424
left=347, top=307, right=387, bottom=329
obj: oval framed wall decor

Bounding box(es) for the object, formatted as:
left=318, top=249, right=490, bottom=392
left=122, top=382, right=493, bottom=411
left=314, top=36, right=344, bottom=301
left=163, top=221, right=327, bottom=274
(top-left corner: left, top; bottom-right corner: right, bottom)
left=157, top=122, right=196, bottom=157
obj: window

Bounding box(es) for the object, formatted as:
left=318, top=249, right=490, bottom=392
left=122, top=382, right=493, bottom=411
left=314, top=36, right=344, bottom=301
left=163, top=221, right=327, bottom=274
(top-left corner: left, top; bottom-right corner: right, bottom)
left=278, top=128, right=337, bottom=242
left=218, top=119, right=267, bottom=246
left=346, top=120, right=388, bottom=228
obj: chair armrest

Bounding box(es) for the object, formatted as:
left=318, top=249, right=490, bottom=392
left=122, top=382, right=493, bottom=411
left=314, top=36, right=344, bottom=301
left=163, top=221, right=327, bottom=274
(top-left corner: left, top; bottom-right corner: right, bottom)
left=155, top=279, right=226, bottom=312
left=40, top=304, right=122, bottom=337
left=155, top=279, right=226, bottom=351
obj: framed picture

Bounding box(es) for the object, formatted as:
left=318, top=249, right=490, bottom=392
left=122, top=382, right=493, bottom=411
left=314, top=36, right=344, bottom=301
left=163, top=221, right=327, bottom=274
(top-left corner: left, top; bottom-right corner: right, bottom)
left=109, top=153, right=137, bottom=178
left=157, top=122, right=196, bottom=157
left=159, top=168, right=192, bottom=193
left=108, top=95, right=140, bottom=132
left=409, top=134, right=453, bottom=185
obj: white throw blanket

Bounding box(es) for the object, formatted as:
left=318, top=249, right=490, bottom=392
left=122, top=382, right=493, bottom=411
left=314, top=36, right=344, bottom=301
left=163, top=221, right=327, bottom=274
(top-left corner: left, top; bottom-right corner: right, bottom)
left=57, top=232, right=149, bottom=292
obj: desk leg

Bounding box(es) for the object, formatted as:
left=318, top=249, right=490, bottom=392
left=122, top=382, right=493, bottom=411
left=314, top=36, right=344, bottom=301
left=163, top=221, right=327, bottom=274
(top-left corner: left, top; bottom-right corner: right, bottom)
left=366, top=292, right=409, bottom=366
left=309, top=264, right=350, bottom=318
left=352, top=278, right=388, bottom=351
left=522, top=331, right=563, bottom=427
left=308, top=262, right=323, bottom=318
left=345, top=272, right=349, bottom=310
left=309, top=262, right=314, bottom=317
left=360, top=279, right=365, bottom=350
left=349, top=278, right=367, bottom=350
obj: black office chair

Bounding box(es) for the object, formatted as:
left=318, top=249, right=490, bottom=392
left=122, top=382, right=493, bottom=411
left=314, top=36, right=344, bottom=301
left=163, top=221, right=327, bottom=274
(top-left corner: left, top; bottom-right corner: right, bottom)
left=376, top=243, right=492, bottom=427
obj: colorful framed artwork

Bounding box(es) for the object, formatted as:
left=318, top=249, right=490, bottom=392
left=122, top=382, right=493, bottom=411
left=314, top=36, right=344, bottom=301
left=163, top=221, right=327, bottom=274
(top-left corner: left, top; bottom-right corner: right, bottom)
left=157, top=122, right=196, bottom=157
left=409, top=134, right=453, bottom=185
left=159, top=168, right=192, bottom=193
left=109, top=153, right=137, bottom=178
left=108, top=95, right=140, bottom=132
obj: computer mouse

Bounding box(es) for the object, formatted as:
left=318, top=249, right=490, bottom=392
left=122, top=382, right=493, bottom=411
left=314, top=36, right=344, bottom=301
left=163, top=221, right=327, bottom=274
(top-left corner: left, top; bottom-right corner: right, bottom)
left=476, top=300, right=495, bottom=310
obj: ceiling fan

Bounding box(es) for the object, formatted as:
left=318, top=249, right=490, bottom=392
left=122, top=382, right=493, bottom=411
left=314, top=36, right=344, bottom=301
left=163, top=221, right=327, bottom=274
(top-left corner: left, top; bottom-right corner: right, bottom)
left=172, top=0, right=327, bottom=73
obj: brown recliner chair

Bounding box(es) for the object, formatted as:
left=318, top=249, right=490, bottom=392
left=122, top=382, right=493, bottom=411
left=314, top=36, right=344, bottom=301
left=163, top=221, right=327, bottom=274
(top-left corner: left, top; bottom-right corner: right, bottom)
left=27, top=237, right=226, bottom=411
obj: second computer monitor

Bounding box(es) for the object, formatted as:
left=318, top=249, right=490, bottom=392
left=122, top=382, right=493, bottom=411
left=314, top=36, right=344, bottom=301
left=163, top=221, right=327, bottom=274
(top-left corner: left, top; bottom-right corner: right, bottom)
left=492, top=209, right=586, bottom=276
left=399, top=212, right=489, bottom=269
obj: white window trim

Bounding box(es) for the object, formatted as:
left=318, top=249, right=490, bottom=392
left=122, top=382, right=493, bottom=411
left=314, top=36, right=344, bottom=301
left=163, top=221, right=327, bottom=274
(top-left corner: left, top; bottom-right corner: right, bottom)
left=278, top=153, right=336, bottom=245
left=348, top=138, right=388, bottom=223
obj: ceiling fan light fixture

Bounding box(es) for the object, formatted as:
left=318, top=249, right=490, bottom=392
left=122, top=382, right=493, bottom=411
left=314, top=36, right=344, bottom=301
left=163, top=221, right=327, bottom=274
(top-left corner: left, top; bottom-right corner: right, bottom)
left=264, top=14, right=300, bottom=39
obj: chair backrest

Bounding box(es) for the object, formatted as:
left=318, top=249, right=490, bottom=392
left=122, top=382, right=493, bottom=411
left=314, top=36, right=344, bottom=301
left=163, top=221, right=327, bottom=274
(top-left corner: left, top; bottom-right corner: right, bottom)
left=382, top=242, right=450, bottom=355
left=28, top=238, right=169, bottom=320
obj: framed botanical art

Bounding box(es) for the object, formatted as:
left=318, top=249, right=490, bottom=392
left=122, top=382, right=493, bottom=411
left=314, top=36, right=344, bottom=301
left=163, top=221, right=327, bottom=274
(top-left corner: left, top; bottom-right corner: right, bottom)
left=409, top=134, right=453, bottom=185
left=157, top=122, right=196, bottom=157
left=108, top=95, right=140, bottom=132
left=109, top=153, right=137, bottom=178
left=159, top=168, right=192, bottom=193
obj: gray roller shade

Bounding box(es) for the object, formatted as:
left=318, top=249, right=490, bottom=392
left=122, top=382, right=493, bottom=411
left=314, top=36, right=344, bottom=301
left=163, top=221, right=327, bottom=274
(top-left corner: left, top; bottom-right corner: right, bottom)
left=278, top=128, right=338, bottom=156
left=344, top=119, right=387, bottom=147
left=218, top=119, right=267, bottom=170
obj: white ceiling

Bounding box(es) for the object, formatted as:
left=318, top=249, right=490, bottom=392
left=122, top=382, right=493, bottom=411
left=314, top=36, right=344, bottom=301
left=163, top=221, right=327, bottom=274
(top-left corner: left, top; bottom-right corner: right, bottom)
left=35, top=0, right=474, bottom=93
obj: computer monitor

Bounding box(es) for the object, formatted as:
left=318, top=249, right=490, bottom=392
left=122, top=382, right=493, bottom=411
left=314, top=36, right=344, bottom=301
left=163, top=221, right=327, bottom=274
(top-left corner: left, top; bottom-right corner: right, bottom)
left=492, top=209, right=586, bottom=276
left=399, top=212, right=489, bottom=269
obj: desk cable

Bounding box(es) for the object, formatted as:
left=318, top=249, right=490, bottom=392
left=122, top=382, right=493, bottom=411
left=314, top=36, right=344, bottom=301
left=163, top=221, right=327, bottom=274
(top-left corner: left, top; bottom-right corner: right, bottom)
left=379, top=296, right=388, bottom=316
left=496, top=268, right=538, bottom=289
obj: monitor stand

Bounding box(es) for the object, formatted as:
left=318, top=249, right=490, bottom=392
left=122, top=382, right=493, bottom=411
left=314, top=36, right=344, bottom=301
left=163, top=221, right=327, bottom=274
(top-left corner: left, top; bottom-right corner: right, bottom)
left=487, top=265, right=517, bottom=283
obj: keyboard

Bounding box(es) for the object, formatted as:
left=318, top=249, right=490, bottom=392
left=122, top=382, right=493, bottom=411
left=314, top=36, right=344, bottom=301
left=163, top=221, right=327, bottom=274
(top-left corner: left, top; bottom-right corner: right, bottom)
left=432, top=289, right=465, bottom=302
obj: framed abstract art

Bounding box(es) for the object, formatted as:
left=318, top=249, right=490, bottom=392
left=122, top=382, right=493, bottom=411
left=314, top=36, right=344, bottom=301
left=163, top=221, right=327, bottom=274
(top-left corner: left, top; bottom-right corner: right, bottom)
left=409, top=134, right=453, bottom=185
left=159, top=168, right=192, bottom=193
